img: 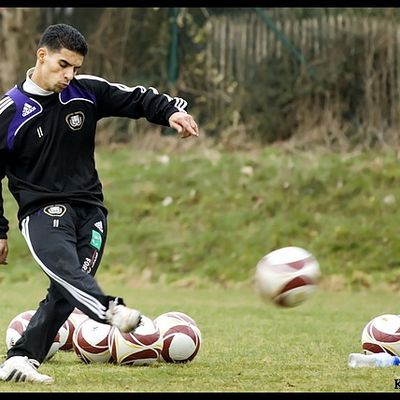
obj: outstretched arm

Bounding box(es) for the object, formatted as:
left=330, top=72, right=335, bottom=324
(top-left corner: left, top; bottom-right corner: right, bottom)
left=168, top=111, right=199, bottom=139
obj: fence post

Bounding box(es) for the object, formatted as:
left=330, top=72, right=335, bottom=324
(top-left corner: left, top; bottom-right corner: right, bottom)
left=167, top=7, right=180, bottom=88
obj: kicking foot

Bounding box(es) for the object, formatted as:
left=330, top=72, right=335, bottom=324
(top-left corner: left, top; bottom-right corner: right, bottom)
left=106, top=300, right=142, bottom=333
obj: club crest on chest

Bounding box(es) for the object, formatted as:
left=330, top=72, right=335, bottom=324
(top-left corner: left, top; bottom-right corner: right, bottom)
left=65, top=111, right=85, bottom=131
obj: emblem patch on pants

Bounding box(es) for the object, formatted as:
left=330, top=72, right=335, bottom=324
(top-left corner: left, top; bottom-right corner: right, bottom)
left=43, top=205, right=67, bottom=217
left=90, top=230, right=102, bottom=250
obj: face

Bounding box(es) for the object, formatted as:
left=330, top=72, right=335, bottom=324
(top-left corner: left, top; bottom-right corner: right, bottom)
left=32, top=47, right=84, bottom=93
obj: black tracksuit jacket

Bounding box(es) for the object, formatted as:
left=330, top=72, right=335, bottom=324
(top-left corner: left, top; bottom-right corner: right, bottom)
left=0, top=74, right=188, bottom=239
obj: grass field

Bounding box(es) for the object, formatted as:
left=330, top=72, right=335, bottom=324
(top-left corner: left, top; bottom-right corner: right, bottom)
left=1, top=280, right=400, bottom=392
left=1, top=144, right=400, bottom=392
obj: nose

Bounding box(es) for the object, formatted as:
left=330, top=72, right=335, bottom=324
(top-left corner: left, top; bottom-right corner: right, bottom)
left=64, top=67, right=74, bottom=81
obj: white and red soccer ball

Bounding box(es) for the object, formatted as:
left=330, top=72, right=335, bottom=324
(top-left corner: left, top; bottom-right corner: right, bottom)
left=5, top=310, right=67, bottom=361
left=361, top=314, right=400, bottom=356
left=60, top=308, right=89, bottom=351
left=254, top=246, right=321, bottom=307
left=108, top=315, right=161, bottom=366
left=72, top=317, right=113, bottom=363
left=154, top=311, right=202, bottom=363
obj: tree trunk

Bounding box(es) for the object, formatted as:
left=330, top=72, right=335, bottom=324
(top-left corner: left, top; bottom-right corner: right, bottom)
left=0, top=8, right=40, bottom=93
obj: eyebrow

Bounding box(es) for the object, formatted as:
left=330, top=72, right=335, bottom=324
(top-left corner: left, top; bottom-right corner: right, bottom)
left=60, top=59, right=82, bottom=69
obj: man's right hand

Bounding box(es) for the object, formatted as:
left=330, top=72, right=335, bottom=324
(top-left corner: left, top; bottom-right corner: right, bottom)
left=0, top=239, right=8, bottom=265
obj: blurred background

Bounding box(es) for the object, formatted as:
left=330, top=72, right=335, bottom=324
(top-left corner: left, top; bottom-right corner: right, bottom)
left=1, top=7, right=399, bottom=150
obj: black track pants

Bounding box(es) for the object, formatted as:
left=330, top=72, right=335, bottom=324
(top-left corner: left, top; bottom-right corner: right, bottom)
left=8, top=203, right=118, bottom=363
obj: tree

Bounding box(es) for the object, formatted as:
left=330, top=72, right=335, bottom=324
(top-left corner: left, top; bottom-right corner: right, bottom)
left=0, top=8, right=40, bottom=92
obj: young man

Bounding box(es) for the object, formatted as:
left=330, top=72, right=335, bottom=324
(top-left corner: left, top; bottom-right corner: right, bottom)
left=0, top=24, right=199, bottom=384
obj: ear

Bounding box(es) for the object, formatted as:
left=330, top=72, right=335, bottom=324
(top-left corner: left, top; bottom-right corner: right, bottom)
left=37, top=47, right=47, bottom=64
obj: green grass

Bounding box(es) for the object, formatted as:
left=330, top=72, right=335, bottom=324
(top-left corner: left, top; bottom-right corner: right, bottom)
left=3, top=145, right=400, bottom=288
left=2, top=145, right=400, bottom=391
left=0, top=281, right=400, bottom=392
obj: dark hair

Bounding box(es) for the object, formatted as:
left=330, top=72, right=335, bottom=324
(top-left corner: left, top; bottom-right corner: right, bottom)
left=38, top=24, right=88, bottom=56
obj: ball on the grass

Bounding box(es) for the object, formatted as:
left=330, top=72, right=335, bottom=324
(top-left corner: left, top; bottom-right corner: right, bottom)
left=5, top=310, right=62, bottom=361
left=154, top=312, right=202, bottom=363
left=108, top=315, right=161, bottom=366
left=72, top=318, right=113, bottom=363
left=361, top=314, right=400, bottom=355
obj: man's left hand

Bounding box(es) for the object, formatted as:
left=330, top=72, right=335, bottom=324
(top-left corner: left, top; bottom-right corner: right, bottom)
left=168, top=112, right=199, bottom=139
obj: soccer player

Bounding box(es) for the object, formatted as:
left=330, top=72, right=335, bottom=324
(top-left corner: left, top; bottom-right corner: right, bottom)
left=0, top=23, right=199, bottom=383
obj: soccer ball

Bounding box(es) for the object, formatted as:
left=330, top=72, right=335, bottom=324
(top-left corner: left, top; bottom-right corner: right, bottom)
left=60, top=308, right=89, bottom=351
left=254, top=246, right=321, bottom=307
left=72, top=318, right=113, bottom=363
left=5, top=310, right=62, bottom=361
left=154, top=312, right=202, bottom=363
left=361, top=314, right=400, bottom=355
left=108, top=315, right=161, bottom=366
